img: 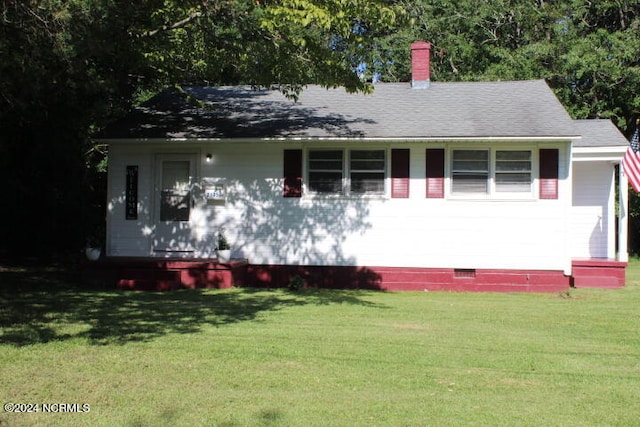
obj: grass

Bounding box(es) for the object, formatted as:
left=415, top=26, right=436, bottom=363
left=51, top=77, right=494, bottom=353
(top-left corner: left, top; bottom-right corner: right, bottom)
left=1, top=261, right=640, bottom=426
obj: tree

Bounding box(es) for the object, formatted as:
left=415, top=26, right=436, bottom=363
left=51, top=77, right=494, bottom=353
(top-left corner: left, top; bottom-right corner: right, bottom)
left=552, top=0, right=640, bottom=128
left=0, top=0, right=402, bottom=256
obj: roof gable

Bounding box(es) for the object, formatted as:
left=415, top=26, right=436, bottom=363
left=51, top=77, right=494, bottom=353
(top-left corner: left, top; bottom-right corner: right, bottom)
left=100, top=80, right=578, bottom=140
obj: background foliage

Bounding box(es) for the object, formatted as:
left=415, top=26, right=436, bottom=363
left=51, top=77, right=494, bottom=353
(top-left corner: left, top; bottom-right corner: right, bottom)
left=1, top=0, right=639, bottom=256
left=0, top=0, right=400, bottom=255
left=367, top=0, right=640, bottom=129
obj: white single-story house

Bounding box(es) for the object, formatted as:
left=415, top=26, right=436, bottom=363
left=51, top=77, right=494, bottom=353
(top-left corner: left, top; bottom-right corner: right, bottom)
left=96, top=42, right=630, bottom=291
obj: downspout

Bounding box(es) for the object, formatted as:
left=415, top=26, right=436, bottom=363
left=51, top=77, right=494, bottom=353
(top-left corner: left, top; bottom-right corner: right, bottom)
left=564, top=142, right=573, bottom=276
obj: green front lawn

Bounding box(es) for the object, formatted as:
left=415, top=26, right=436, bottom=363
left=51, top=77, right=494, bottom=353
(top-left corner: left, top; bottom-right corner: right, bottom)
left=1, top=261, right=639, bottom=426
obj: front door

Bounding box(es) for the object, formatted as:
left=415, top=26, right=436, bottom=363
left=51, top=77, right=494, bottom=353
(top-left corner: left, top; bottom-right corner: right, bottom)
left=153, top=154, right=197, bottom=254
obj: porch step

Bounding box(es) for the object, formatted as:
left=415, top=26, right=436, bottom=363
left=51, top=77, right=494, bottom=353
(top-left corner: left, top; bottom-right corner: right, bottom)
left=86, top=258, right=250, bottom=291
left=116, top=269, right=182, bottom=291
left=571, top=275, right=622, bottom=289
left=117, top=278, right=182, bottom=291
left=571, top=259, right=626, bottom=289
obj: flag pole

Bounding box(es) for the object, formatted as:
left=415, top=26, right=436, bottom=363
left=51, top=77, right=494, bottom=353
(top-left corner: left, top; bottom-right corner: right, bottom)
left=622, top=118, right=640, bottom=193
left=619, top=163, right=629, bottom=262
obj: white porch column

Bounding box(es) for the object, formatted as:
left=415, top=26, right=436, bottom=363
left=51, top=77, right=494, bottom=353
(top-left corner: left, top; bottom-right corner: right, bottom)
left=619, top=164, right=629, bottom=262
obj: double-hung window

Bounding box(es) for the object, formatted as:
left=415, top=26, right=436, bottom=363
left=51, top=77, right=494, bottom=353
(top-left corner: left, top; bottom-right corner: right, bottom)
left=308, top=150, right=343, bottom=193
left=350, top=150, right=385, bottom=194
left=308, top=149, right=386, bottom=195
left=451, top=149, right=533, bottom=195
left=495, top=150, right=532, bottom=192
left=451, top=150, right=489, bottom=193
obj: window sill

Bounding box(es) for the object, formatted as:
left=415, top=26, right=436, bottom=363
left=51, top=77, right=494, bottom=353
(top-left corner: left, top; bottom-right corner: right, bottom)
left=303, top=193, right=389, bottom=201
left=447, top=194, right=538, bottom=202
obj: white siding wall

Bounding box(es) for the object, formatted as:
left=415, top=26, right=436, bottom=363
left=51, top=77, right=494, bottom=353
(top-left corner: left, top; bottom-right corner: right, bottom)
left=107, top=141, right=572, bottom=272
left=571, top=162, right=615, bottom=258
left=106, top=146, right=155, bottom=256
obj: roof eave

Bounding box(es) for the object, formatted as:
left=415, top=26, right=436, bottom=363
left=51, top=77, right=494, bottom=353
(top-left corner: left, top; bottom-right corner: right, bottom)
left=96, top=135, right=580, bottom=144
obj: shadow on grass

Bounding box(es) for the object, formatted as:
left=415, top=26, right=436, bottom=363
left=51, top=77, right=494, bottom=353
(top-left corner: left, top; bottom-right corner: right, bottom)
left=0, top=263, right=386, bottom=347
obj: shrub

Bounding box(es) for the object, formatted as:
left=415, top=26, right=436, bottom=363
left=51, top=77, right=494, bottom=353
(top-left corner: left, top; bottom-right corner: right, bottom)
left=287, top=275, right=304, bottom=291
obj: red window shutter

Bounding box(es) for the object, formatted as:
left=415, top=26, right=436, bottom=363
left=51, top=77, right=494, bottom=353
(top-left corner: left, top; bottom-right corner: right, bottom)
left=283, top=149, right=302, bottom=197
left=539, top=149, right=559, bottom=199
left=391, top=149, right=410, bottom=198
left=426, top=148, right=445, bottom=198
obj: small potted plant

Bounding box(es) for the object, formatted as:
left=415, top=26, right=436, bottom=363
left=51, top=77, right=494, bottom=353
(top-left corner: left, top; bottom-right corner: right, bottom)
left=216, top=228, right=232, bottom=262
left=85, top=224, right=105, bottom=261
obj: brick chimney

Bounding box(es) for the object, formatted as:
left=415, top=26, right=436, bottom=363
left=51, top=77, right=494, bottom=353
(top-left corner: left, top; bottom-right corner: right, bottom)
left=411, top=41, right=431, bottom=89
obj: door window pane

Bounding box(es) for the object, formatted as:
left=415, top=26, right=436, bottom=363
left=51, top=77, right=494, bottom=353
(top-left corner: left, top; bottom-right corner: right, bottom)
left=160, top=161, right=190, bottom=221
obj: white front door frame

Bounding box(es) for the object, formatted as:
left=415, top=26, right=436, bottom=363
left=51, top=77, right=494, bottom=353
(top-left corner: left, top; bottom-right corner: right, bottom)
left=152, top=153, right=198, bottom=255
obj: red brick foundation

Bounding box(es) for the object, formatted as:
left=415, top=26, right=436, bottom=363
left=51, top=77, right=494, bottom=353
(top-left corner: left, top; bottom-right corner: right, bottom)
left=83, top=258, right=625, bottom=292
left=246, top=264, right=572, bottom=292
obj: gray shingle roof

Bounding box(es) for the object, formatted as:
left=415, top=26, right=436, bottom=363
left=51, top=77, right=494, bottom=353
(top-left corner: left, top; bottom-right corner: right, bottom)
left=573, top=119, right=629, bottom=147
left=100, top=80, right=580, bottom=140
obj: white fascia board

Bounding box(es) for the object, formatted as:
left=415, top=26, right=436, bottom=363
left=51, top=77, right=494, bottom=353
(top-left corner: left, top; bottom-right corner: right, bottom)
left=95, top=138, right=223, bottom=144
left=572, top=145, right=626, bottom=162
left=264, top=136, right=579, bottom=143
left=96, top=135, right=579, bottom=144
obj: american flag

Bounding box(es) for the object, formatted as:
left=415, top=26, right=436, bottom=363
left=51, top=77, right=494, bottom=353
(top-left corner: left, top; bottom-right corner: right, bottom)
left=623, top=123, right=640, bottom=192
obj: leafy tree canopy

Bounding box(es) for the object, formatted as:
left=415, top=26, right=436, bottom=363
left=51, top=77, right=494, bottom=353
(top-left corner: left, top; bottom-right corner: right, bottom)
left=368, top=0, right=640, bottom=130
left=0, top=0, right=401, bottom=255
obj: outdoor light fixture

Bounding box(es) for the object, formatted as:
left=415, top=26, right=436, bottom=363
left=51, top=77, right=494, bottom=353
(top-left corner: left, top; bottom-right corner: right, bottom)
left=205, top=153, right=213, bottom=163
